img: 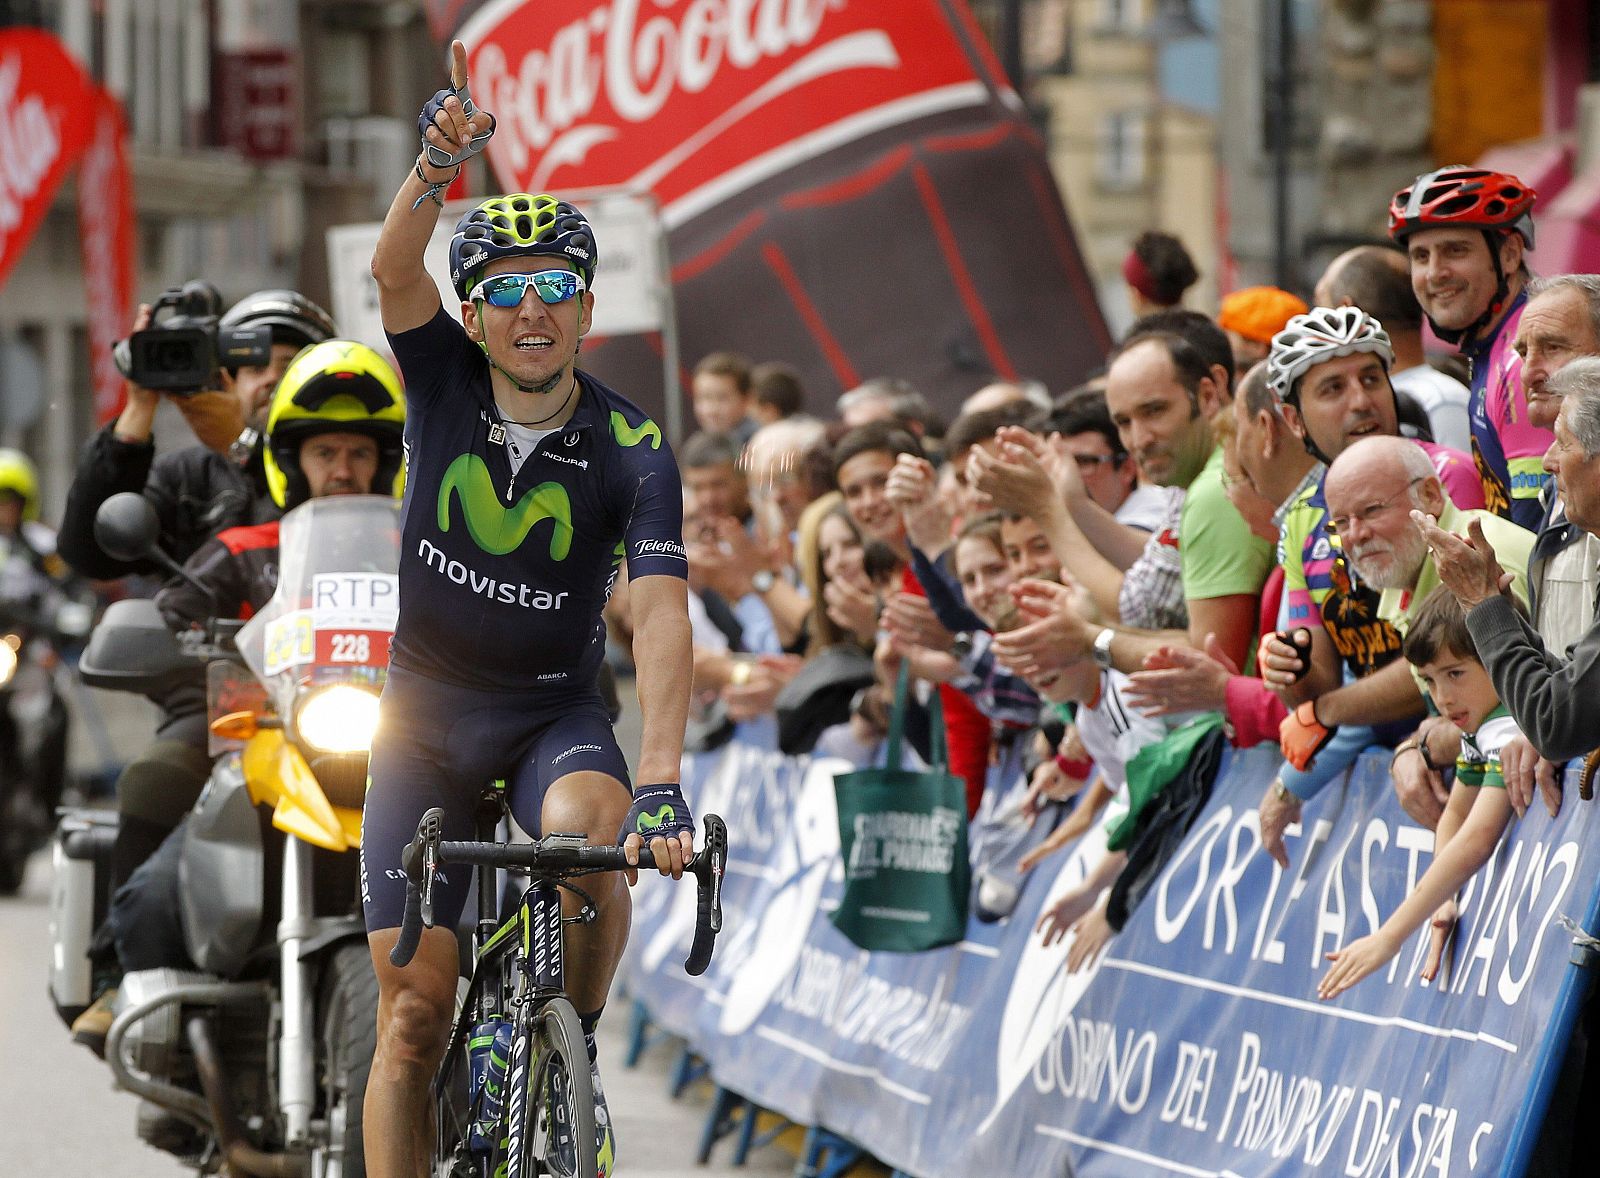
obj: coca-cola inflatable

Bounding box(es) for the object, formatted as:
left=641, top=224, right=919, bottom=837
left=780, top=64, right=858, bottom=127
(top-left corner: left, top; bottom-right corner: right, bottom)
left=436, top=0, right=1110, bottom=421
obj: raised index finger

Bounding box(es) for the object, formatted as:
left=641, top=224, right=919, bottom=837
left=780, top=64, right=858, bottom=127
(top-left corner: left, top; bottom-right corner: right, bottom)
left=450, top=39, right=469, bottom=88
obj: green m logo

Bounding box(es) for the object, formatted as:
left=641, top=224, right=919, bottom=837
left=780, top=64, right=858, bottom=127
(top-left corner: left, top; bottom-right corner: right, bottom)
left=635, top=805, right=676, bottom=833
left=438, top=453, right=573, bottom=558
left=610, top=411, right=661, bottom=450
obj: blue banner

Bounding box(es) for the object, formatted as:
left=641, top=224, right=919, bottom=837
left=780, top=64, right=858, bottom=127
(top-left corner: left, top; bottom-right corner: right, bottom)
left=623, top=743, right=1600, bottom=1177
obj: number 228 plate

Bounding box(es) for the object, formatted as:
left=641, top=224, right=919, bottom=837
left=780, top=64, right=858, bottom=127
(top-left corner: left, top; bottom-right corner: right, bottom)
left=314, top=629, right=389, bottom=668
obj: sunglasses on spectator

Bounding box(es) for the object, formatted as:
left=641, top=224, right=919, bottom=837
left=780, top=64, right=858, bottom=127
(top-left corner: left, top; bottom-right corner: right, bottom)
left=475, top=270, right=586, bottom=308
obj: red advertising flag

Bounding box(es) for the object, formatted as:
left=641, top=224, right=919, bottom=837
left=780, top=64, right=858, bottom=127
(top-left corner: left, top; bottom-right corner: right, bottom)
left=77, top=92, right=136, bottom=422
left=445, top=0, right=1109, bottom=419
left=0, top=29, right=99, bottom=291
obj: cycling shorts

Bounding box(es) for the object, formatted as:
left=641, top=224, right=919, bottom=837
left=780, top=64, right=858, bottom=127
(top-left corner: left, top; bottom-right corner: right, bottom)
left=361, top=663, right=632, bottom=933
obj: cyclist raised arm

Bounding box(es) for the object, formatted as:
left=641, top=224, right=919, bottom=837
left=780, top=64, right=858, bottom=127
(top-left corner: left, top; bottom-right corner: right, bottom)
left=363, top=39, right=695, bottom=1178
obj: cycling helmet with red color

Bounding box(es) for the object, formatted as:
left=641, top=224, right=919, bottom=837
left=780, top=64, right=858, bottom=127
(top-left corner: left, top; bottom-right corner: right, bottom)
left=449, top=194, right=597, bottom=301
left=1388, top=166, right=1537, bottom=247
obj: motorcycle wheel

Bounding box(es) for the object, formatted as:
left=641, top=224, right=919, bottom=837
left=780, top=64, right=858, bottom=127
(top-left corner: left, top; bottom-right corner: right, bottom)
left=316, top=942, right=379, bottom=1177
left=518, top=997, right=594, bottom=1178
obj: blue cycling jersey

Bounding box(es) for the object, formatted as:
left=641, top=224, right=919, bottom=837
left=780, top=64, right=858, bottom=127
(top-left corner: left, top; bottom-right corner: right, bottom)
left=385, top=308, right=686, bottom=692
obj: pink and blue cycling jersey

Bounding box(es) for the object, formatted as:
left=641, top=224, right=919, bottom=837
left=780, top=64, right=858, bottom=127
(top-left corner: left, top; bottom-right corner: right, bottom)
left=1463, top=292, right=1551, bottom=532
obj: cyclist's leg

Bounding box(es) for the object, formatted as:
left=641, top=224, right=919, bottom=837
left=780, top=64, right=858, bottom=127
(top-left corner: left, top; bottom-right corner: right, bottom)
left=361, top=676, right=485, bottom=1178
left=514, top=702, right=634, bottom=1014
left=516, top=706, right=633, bottom=1177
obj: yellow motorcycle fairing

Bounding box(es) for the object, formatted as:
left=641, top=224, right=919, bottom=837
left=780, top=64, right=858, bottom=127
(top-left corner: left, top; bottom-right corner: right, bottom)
left=240, top=728, right=362, bottom=852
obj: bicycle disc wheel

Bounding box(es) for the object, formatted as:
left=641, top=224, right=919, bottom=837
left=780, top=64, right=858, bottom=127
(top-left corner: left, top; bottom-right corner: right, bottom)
left=513, top=997, right=595, bottom=1178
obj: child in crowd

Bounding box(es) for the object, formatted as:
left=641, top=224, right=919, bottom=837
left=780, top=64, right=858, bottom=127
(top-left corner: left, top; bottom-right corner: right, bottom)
left=1318, top=587, right=1522, bottom=1000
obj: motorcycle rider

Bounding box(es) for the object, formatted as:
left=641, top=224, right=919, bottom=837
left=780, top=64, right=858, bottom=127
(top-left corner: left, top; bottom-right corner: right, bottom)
left=60, top=289, right=337, bottom=1044
left=73, top=340, right=404, bottom=1050
left=0, top=449, right=77, bottom=887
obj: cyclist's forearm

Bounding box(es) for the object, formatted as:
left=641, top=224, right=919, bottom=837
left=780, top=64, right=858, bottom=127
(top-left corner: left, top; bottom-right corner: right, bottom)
left=372, top=158, right=451, bottom=294
left=632, top=590, right=693, bottom=783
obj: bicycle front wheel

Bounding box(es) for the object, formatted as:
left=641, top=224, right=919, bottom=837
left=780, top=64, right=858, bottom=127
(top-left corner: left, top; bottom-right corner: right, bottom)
left=512, top=996, right=595, bottom=1178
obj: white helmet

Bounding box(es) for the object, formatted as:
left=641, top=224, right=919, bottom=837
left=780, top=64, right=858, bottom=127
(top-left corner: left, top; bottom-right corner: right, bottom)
left=1265, top=306, right=1394, bottom=403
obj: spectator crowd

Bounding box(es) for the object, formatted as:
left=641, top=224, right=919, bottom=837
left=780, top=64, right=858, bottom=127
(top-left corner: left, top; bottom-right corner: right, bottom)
left=609, top=169, right=1600, bottom=1134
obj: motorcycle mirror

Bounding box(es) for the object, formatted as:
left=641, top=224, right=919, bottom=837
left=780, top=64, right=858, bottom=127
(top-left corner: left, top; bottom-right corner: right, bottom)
left=93, top=492, right=223, bottom=610
left=94, top=492, right=163, bottom=562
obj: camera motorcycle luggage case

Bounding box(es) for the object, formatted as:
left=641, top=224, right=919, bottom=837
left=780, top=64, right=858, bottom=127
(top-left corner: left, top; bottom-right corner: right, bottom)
left=48, top=809, right=118, bottom=1025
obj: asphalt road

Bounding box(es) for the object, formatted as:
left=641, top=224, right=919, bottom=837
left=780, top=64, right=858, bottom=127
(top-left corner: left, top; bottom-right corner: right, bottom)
left=0, top=679, right=795, bottom=1177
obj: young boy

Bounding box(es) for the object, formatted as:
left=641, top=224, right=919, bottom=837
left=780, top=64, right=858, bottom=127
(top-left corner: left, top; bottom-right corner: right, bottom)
left=1318, top=587, right=1522, bottom=1000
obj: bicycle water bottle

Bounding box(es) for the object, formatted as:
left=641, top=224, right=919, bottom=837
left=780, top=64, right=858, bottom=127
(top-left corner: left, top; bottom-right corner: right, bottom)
left=468, top=1018, right=514, bottom=1152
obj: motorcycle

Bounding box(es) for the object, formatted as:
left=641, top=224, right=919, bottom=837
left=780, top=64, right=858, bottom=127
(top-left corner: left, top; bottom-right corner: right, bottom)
left=50, top=492, right=399, bottom=1177
left=0, top=539, right=94, bottom=894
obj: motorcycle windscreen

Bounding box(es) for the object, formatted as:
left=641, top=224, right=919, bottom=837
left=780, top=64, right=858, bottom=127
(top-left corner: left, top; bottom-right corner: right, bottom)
left=236, top=495, right=402, bottom=713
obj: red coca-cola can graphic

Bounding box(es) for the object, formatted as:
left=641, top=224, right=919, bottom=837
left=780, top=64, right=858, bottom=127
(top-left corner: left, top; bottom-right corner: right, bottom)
left=444, top=0, right=1110, bottom=422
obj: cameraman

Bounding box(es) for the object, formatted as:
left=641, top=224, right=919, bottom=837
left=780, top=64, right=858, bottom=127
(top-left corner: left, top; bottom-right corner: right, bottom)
left=61, top=289, right=334, bottom=1049
left=59, top=288, right=336, bottom=579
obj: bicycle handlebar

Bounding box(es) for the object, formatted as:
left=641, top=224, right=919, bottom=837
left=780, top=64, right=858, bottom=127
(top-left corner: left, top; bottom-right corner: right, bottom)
left=388, top=808, right=727, bottom=977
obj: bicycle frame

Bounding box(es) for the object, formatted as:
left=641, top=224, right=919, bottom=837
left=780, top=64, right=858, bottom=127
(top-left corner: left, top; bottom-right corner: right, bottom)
left=393, top=797, right=726, bottom=1178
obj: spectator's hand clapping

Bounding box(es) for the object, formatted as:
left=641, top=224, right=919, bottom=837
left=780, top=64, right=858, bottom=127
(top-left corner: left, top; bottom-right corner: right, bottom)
left=885, top=454, right=952, bottom=552
left=967, top=428, right=1063, bottom=523
left=1125, top=632, right=1236, bottom=715
left=823, top=570, right=880, bottom=645
left=883, top=592, right=954, bottom=654
left=991, top=579, right=1092, bottom=678
left=721, top=654, right=803, bottom=722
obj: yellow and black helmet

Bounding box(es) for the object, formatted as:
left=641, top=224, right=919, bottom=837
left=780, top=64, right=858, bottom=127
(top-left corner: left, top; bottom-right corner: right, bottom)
left=449, top=193, right=597, bottom=300
left=263, top=340, right=406, bottom=510
left=0, top=449, right=39, bottom=521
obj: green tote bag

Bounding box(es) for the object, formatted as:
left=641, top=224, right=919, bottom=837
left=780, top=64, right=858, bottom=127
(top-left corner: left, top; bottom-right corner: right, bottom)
left=831, top=665, right=972, bottom=952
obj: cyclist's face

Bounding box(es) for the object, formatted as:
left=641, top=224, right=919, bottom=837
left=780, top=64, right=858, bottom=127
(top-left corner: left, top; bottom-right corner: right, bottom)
left=465, top=258, right=592, bottom=391
left=1407, top=227, right=1518, bottom=333
left=300, top=432, right=380, bottom=498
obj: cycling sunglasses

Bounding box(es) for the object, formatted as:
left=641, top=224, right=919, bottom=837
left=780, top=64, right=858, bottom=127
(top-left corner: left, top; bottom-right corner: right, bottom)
left=475, top=269, right=586, bottom=308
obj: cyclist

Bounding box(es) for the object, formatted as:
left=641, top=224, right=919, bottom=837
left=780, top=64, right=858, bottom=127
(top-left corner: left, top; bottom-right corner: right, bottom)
left=362, top=41, right=692, bottom=1178
left=1389, top=165, right=1550, bottom=530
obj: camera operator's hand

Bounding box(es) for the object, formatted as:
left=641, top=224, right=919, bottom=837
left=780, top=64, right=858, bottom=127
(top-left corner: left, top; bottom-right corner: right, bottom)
left=175, top=382, right=248, bottom=454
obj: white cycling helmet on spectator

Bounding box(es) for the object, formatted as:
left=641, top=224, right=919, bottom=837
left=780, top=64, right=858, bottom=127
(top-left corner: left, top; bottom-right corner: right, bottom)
left=1265, top=306, right=1394, bottom=406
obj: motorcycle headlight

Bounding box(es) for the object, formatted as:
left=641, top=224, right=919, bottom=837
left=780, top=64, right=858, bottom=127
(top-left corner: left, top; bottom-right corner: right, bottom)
left=0, top=635, right=18, bottom=688
left=294, top=685, right=380, bottom=754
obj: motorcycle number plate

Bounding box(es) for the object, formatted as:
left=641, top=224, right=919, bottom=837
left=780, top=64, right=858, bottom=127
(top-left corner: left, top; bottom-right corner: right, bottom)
left=314, top=629, right=389, bottom=668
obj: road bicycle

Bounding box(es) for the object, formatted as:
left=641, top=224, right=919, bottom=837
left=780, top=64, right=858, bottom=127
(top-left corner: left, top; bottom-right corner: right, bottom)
left=390, top=796, right=726, bottom=1178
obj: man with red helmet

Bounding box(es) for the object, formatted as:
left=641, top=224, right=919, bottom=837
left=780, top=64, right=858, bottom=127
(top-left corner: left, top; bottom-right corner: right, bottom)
left=1389, top=165, right=1552, bottom=531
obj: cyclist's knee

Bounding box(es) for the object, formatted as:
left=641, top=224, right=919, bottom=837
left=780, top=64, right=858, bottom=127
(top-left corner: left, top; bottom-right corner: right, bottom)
left=543, top=771, right=631, bottom=842
left=378, top=972, right=455, bottom=1065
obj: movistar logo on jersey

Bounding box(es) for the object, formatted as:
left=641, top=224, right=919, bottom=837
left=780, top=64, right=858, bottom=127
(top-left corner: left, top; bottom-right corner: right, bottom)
left=610, top=411, right=661, bottom=450
left=636, top=805, right=676, bottom=833
left=439, top=453, right=573, bottom=558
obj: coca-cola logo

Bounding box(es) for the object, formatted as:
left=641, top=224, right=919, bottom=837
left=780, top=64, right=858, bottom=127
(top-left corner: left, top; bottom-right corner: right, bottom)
left=0, top=53, right=65, bottom=240
left=459, top=0, right=984, bottom=215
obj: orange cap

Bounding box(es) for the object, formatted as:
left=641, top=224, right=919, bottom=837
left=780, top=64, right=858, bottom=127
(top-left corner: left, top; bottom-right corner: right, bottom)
left=1218, top=286, right=1309, bottom=344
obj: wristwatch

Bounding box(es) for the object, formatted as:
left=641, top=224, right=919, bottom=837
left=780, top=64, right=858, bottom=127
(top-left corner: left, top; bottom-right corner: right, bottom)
left=751, top=569, right=776, bottom=593
left=1092, top=627, right=1116, bottom=670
